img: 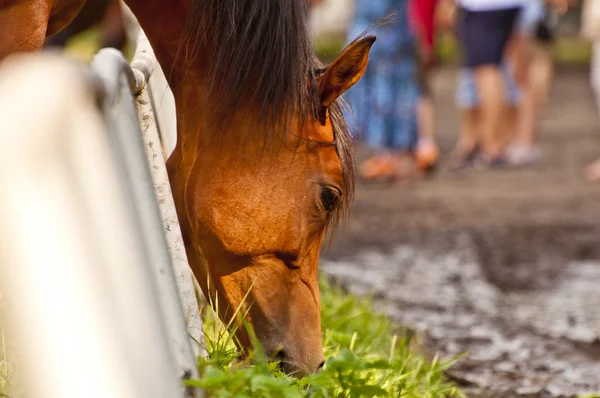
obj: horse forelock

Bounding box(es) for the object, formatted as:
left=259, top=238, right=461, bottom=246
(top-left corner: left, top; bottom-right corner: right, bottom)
left=179, top=0, right=355, bottom=226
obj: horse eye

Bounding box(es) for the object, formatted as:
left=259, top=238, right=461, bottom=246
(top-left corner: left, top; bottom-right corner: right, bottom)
left=321, top=187, right=340, bottom=212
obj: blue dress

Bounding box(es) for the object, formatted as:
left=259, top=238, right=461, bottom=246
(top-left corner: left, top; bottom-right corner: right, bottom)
left=344, top=0, right=421, bottom=152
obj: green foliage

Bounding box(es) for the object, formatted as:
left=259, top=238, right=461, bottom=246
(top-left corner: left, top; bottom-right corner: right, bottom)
left=0, top=279, right=461, bottom=397
left=313, top=31, right=593, bottom=66
left=0, top=353, right=11, bottom=398
left=314, top=34, right=346, bottom=63
left=188, top=279, right=463, bottom=398
left=64, top=27, right=134, bottom=62
left=0, top=296, right=12, bottom=398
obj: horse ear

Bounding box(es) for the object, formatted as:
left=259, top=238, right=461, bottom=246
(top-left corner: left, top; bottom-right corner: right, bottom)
left=318, top=36, right=376, bottom=109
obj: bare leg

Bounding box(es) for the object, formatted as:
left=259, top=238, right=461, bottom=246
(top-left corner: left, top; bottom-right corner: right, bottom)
left=585, top=41, right=600, bottom=182
left=450, top=107, right=480, bottom=169
left=501, top=104, right=518, bottom=150
left=458, top=107, right=480, bottom=153
left=475, top=65, right=507, bottom=159
left=514, top=48, right=553, bottom=147
left=506, top=33, right=531, bottom=88
left=416, top=97, right=435, bottom=141
left=415, top=96, right=440, bottom=172
left=505, top=33, right=532, bottom=148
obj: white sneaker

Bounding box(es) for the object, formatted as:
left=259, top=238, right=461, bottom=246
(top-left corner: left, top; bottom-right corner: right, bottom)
left=506, top=145, right=542, bottom=166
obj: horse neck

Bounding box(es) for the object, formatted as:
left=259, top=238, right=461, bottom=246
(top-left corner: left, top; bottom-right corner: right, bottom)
left=123, top=0, right=188, bottom=85
left=124, top=0, right=216, bottom=160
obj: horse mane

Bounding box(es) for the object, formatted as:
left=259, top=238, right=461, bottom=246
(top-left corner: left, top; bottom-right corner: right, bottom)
left=179, top=0, right=355, bottom=225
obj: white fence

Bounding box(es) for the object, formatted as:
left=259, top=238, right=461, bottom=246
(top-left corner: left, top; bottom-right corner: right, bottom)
left=0, top=32, right=204, bottom=398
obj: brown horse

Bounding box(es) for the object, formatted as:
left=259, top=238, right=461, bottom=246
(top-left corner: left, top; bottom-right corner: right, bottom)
left=0, top=0, right=374, bottom=376
left=43, top=0, right=126, bottom=51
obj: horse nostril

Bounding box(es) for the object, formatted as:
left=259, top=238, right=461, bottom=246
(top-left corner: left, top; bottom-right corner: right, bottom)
left=271, top=349, right=289, bottom=374
left=317, top=360, right=325, bottom=371
left=272, top=349, right=286, bottom=362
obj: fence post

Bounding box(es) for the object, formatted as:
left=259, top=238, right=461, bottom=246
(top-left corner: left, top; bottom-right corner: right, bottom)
left=91, top=48, right=203, bottom=393
left=130, top=31, right=208, bottom=359
left=0, top=53, right=186, bottom=398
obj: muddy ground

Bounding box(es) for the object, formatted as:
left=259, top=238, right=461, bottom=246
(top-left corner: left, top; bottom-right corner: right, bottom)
left=321, top=67, right=600, bottom=397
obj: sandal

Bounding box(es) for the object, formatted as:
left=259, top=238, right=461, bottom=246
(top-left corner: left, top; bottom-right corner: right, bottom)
left=393, top=153, right=416, bottom=183
left=414, top=138, right=440, bottom=175
left=473, top=153, right=508, bottom=169
left=448, top=145, right=479, bottom=170
left=359, top=154, right=399, bottom=181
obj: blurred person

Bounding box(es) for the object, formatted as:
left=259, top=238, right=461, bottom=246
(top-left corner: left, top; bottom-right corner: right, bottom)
left=505, top=0, right=567, bottom=166
left=453, top=0, right=524, bottom=168
left=451, top=0, right=567, bottom=168
left=409, top=0, right=442, bottom=174
left=345, top=0, right=423, bottom=182
left=451, top=63, right=522, bottom=168
left=582, top=0, right=600, bottom=181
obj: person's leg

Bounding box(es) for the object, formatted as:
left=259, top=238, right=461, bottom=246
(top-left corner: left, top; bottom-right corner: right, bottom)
left=459, top=107, right=480, bottom=152
left=585, top=41, right=600, bottom=182
left=513, top=46, right=552, bottom=146
left=475, top=65, right=507, bottom=158
left=416, top=96, right=435, bottom=141
left=414, top=48, right=436, bottom=143
left=358, top=53, right=413, bottom=181
left=506, top=2, right=548, bottom=165
left=507, top=33, right=531, bottom=87
left=415, top=96, right=440, bottom=172
left=449, top=108, right=481, bottom=169
left=357, top=62, right=398, bottom=181
left=503, top=32, right=529, bottom=156
left=499, top=62, right=524, bottom=156
left=507, top=51, right=551, bottom=166
left=462, top=7, right=521, bottom=164
left=506, top=0, right=543, bottom=86
left=414, top=47, right=439, bottom=173
left=451, top=68, right=480, bottom=168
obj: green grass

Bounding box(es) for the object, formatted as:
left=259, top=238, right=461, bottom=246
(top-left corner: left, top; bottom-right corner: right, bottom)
left=314, top=34, right=347, bottom=63
left=0, top=295, right=12, bottom=398
left=0, top=280, right=462, bottom=397
left=188, top=278, right=463, bottom=398
left=0, top=343, right=11, bottom=398
left=0, top=279, right=463, bottom=397
left=435, top=33, right=592, bottom=66
left=60, top=27, right=134, bottom=62
left=314, top=31, right=593, bottom=66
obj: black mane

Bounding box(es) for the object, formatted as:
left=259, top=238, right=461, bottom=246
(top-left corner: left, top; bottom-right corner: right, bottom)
left=180, top=0, right=355, bottom=223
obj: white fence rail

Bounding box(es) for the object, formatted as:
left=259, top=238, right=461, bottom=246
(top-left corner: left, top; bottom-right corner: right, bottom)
left=0, top=32, right=204, bottom=398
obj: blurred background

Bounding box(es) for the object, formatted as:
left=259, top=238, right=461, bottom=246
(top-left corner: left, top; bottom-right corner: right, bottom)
left=310, top=1, right=600, bottom=396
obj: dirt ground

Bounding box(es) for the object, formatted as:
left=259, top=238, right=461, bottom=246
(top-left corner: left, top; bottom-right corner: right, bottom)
left=321, top=66, right=600, bottom=397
